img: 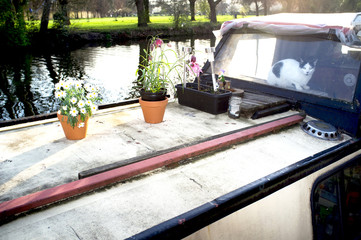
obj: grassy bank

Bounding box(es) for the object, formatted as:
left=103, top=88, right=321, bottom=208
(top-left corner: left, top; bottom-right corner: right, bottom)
left=28, top=15, right=246, bottom=49
left=59, top=15, right=237, bottom=32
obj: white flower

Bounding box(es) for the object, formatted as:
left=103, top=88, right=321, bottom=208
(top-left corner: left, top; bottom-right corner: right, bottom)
left=62, top=105, right=67, bottom=111
left=87, top=93, right=94, bottom=99
left=60, top=91, right=66, bottom=98
left=86, top=100, right=92, bottom=106
left=92, top=92, right=98, bottom=98
left=78, top=122, right=85, bottom=128
left=63, top=82, right=70, bottom=89
left=70, top=107, right=78, bottom=117
left=59, top=80, right=65, bottom=87
left=78, top=100, right=85, bottom=108
left=74, top=81, right=82, bottom=89
left=55, top=83, right=61, bottom=90
left=57, top=110, right=61, bottom=115
left=91, top=104, right=97, bottom=112
left=80, top=108, right=87, bottom=114
left=55, top=91, right=62, bottom=98
left=70, top=97, right=77, bottom=104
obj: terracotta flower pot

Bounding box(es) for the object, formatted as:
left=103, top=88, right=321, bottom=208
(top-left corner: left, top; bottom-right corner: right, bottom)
left=57, top=113, right=89, bottom=140
left=139, top=97, right=168, bottom=124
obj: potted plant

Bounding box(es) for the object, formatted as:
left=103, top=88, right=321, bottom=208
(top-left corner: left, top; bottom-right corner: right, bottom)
left=175, top=55, right=232, bottom=115
left=54, top=79, right=101, bottom=140
left=136, top=36, right=182, bottom=123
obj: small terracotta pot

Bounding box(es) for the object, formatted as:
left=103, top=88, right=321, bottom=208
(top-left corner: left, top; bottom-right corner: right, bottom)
left=139, top=97, right=168, bottom=124
left=57, top=113, right=89, bottom=140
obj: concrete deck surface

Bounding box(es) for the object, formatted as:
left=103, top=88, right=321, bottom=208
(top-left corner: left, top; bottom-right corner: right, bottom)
left=0, top=101, right=347, bottom=239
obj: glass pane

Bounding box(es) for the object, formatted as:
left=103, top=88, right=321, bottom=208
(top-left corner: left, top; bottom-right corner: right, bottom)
left=343, top=162, right=361, bottom=239
left=313, top=174, right=342, bottom=240
left=212, top=33, right=276, bottom=82
left=210, top=33, right=361, bottom=102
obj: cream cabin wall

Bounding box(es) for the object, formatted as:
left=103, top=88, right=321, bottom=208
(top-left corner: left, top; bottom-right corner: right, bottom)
left=185, top=149, right=361, bottom=240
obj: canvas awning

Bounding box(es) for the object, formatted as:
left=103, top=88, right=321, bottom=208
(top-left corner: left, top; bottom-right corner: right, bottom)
left=216, top=13, right=360, bottom=47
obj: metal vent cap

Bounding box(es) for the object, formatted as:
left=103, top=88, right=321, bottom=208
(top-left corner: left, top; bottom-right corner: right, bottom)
left=301, top=120, right=342, bottom=141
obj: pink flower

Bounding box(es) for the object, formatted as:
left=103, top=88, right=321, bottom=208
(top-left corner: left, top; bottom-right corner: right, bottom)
left=188, top=55, right=202, bottom=77
left=155, top=38, right=163, bottom=48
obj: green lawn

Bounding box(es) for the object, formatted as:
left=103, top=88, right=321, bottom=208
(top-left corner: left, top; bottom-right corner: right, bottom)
left=46, top=15, right=239, bottom=32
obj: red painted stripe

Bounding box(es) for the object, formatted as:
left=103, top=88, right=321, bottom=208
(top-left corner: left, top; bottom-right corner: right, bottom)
left=0, top=114, right=304, bottom=219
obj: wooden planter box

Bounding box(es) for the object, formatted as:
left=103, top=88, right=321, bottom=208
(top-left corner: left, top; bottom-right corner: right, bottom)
left=175, top=83, right=232, bottom=115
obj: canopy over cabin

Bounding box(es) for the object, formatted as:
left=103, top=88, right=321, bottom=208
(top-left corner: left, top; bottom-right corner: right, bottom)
left=202, top=13, right=361, bottom=137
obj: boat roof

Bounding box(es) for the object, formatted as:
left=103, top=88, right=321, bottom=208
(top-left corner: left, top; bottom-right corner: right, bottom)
left=0, top=101, right=353, bottom=238
left=216, top=13, right=360, bottom=46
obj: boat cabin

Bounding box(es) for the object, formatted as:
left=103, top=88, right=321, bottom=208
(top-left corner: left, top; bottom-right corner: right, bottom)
left=202, top=13, right=361, bottom=137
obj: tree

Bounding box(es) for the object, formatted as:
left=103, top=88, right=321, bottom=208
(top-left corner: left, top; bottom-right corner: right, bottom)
left=40, top=0, right=52, bottom=33
left=341, top=0, right=361, bottom=12
left=58, top=0, right=70, bottom=25
left=196, top=0, right=210, bottom=16
left=242, top=0, right=260, bottom=16
left=171, top=0, right=189, bottom=28
left=216, top=2, right=228, bottom=15
left=144, top=0, right=150, bottom=23
left=207, top=0, right=222, bottom=23
left=0, top=0, right=29, bottom=47
left=189, top=0, right=196, bottom=21
left=135, top=0, right=148, bottom=27
left=263, top=0, right=267, bottom=15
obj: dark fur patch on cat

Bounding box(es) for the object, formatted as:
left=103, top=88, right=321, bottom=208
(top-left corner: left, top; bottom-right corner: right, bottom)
left=299, top=57, right=317, bottom=68
left=272, top=61, right=283, bottom=78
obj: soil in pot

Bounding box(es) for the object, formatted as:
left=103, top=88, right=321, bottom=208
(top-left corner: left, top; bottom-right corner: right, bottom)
left=140, top=89, right=167, bottom=101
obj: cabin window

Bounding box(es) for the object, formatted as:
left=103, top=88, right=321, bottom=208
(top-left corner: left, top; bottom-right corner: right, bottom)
left=312, top=158, right=361, bottom=239
left=211, top=33, right=361, bottom=102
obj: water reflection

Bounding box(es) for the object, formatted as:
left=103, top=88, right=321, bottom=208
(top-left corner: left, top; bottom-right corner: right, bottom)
left=0, top=36, right=215, bottom=121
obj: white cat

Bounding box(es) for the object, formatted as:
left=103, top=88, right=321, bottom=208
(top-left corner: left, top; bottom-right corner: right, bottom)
left=267, top=58, right=317, bottom=91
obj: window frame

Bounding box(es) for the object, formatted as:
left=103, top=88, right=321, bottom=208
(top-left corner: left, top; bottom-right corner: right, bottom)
left=311, top=155, right=361, bottom=240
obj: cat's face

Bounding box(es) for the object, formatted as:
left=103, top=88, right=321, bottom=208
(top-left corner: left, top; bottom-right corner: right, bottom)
left=300, top=63, right=315, bottom=76
left=300, top=59, right=317, bottom=76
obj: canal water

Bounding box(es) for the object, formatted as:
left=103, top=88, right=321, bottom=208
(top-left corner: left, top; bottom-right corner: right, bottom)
left=0, top=36, right=216, bottom=121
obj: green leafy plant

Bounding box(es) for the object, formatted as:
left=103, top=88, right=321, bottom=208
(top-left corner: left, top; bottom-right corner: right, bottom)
left=136, top=36, right=183, bottom=94
left=55, top=80, right=101, bottom=128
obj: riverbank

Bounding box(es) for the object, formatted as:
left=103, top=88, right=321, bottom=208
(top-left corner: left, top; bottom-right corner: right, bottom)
left=2, top=15, right=244, bottom=50
left=29, top=22, right=221, bottom=50
left=29, top=15, right=237, bottom=50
